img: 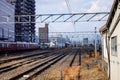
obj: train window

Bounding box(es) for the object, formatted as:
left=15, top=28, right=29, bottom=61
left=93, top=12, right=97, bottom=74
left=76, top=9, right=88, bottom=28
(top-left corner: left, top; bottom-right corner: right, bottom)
left=0, top=44, right=1, bottom=47
left=2, top=44, right=4, bottom=47
left=6, top=44, right=8, bottom=47
left=17, top=44, right=19, bottom=47
left=111, top=36, right=117, bottom=56
left=10, top=44, right=12, bottom=47
left=4, top=44, right=6, bottom=47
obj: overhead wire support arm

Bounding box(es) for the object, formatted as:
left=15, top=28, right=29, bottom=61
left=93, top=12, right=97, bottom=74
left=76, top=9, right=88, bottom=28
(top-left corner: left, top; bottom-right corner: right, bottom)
left=64, top=14, right=75, bottom=22
left=41, top=15, right=53, bottom=23
left=75, top=14, right=86, bottom=22
left=52, top=15, right=63, bottom=22
left=98, top=13, right=109, bottom=21
left=0, top=12, right=110, bottom=24
left=87, top=14, right=97, bottom=21
left=35, top=15, right=42, bottom=19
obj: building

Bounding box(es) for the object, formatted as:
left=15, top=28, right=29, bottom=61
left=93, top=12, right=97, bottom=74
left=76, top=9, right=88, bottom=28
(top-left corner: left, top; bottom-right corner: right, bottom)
left=6, top=0, right=16, bottom=5
left=83, top=38, right=88, bottom=45
left=7, top=0, right=36, bottom=42
left=39, top=24, right=49, bottom=43
left=0, top=0, right=15, bottom=41
left=99, top=24, right=108, bottom=75
left=100, top=0, right=120, bottom=80
left=107, top=0, right=120, bottom=80
left=49, top=36, right=65, bottom=48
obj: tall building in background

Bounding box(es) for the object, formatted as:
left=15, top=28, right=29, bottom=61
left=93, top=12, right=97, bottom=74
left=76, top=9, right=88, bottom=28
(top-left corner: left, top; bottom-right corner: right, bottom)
left=6, top=0, right=36, bottom=42
left=39, top=24, right=49, bottom=43
left=0, top=0, right=15, bottom=41
left=83, top=38, right=88, bottom=45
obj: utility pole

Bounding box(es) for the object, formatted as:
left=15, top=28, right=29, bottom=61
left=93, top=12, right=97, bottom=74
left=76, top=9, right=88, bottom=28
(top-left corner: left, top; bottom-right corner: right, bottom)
left=94, top=27, right=97, bottom=61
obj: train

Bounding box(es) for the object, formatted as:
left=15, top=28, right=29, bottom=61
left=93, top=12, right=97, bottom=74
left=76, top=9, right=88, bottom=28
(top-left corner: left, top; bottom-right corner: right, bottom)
left=0, top=41, right=39, bottom=53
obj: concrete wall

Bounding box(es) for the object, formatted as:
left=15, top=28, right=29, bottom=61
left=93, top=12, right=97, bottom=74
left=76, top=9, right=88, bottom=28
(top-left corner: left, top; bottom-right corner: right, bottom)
left=101, top=32, right=109, bottom=76
left=102, top=33, right=108, bottom=62
left=0, top=0, right=15, bottom=41
left=109, top=2, right=120, bottom=80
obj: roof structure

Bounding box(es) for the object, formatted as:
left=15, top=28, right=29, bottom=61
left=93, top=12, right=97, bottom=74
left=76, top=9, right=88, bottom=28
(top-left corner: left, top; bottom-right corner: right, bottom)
left=106, top=0, right=120, bottom=28
left=99, top=24, right=107, bottom=33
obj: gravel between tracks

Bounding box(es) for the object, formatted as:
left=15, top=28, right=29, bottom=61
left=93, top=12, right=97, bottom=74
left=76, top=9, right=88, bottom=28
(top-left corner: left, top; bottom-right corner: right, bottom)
left=33, top=49, right=78, bottom=80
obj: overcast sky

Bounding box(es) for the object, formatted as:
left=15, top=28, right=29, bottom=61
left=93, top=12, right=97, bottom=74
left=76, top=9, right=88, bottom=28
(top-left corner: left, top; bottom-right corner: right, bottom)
left=35, top=0, right=114, bottom=35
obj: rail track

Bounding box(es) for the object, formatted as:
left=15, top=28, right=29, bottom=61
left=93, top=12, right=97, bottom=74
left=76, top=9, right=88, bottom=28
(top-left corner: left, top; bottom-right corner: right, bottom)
left=0, top=48, right=70, bottom=80
left=0, top=51, right=55, bottom=73
left=0, top=48, right=82, bottom=80
left=10, top=49, right=70, bottom=80
left=69, top=48, right=81, bottom=67
left=0, top=50, right=52, bottom=64
left=34, top=48, right=82, bottom=80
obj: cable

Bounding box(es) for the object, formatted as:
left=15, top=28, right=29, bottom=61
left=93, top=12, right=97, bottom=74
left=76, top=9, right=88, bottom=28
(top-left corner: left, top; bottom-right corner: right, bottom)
left=64, top=0, right=76, bottom=33
left=64, top=0, right=72, bottom=13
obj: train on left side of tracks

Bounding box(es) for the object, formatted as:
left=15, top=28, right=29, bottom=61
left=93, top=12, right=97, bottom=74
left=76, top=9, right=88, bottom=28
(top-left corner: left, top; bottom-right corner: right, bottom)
left=0, top=41, right=39, bottom=53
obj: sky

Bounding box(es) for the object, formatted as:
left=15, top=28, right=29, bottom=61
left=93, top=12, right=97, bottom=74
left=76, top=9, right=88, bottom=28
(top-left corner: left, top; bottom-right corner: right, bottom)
left=35, top=0, right=114, bottom=35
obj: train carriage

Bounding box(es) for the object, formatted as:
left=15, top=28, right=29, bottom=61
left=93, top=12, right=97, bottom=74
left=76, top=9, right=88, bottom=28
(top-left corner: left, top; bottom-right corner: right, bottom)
left=0, top=42, right=4, bottom=52
left=0, top=41, right=39, bottom=53
left=7, top=42, right=17, bottom=51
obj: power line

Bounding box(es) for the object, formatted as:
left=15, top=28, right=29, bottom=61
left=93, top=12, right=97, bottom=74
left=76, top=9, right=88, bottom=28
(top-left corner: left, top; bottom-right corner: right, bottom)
left=64, top=0, right=76, bottom=33
left=64, top=0, right=72, bottom=13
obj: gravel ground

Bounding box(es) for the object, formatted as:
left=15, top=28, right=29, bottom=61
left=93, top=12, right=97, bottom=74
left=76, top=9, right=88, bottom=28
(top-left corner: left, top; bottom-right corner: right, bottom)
left=33, top=50, right=75, bottom=80
left=33, top=52, right=107, bottom=80
left=80, top=54, right=107, bottom=80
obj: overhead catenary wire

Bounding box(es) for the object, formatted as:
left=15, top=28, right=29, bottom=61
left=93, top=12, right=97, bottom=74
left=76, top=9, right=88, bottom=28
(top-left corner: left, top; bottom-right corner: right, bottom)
left=64, top=0, right=76, bottom=33
left=64, top=0, right=78, bottom=47
left=64, top=0, right=72, bottom=13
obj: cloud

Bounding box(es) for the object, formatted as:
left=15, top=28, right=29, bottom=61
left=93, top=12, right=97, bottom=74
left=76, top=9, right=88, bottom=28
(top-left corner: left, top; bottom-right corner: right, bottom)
left=35, top=0, right=114, bottom=13
left=87, top=0, right=114, bottom=12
